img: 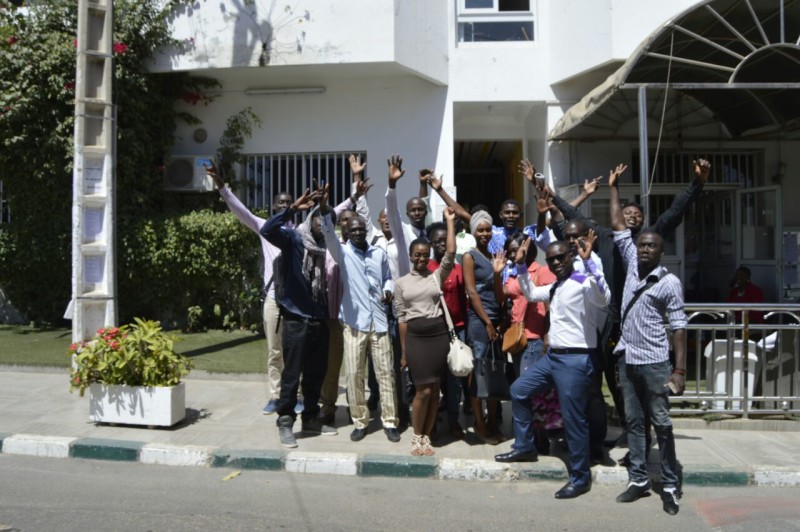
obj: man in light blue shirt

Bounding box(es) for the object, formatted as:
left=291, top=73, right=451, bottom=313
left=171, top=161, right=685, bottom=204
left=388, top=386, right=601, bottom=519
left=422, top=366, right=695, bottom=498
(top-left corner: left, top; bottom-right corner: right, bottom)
left=320, top=193, right=400, bottom=443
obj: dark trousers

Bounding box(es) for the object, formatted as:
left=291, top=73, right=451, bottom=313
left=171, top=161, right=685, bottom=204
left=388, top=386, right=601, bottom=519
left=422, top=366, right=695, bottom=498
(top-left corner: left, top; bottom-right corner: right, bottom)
left=445, top=327, right=469, bottom=423
left=277, top=314, right=329, bottom=423
left=619, top=358, right=679, bottom=488
left=510, top=351, right=593, bottom=488
left=598, top=314, right=625, bottom=428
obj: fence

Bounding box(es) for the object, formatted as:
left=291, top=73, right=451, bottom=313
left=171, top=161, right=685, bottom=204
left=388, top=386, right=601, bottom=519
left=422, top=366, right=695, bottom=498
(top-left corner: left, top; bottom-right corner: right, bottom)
left=674, top=303, right=800, bottom=417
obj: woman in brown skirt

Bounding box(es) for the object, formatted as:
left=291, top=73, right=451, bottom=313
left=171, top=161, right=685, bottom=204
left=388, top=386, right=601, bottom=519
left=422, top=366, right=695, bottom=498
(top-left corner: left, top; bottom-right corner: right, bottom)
left=393, top=207, right=456, bottom=456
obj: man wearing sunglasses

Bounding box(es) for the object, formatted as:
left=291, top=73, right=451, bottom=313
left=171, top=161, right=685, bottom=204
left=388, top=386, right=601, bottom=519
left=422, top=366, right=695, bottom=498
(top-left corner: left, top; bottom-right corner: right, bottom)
left=495, top=232, right=610, bottom=501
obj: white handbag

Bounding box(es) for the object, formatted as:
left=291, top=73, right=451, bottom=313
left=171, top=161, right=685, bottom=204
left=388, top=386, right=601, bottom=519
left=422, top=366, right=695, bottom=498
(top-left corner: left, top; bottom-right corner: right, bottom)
left=440, top=294, right=473, bottom=377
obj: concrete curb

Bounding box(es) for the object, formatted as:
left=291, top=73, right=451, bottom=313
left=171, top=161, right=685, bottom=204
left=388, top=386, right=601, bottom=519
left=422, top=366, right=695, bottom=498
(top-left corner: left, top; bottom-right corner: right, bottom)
left=1, top=432, right=798, bottom=487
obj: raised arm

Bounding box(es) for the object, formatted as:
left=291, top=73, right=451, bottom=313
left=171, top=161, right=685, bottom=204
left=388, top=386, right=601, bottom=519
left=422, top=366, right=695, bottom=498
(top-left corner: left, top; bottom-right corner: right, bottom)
left=434, top=207, right=458, bottom=286
left=385, top=155, right=410, bottom=277
left=206, top=161, right=265, bottom=234
left=577, top=229, right=610, bottom=307
left=261, top=187, right=318, bottom=250
left=428, top=173, right=471, bottom=223
left=606, top=163, right=626, bottom=231
left=318, top=185, right=344, bottom=265
left=649, top=158, right=710, bottom=237
left=569, top=176, right=602, bottom=208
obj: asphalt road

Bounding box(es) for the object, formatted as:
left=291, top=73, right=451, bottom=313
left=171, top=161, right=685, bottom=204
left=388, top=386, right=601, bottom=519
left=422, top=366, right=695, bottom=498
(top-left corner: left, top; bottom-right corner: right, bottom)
left=1, top=455, right=800, bottom=532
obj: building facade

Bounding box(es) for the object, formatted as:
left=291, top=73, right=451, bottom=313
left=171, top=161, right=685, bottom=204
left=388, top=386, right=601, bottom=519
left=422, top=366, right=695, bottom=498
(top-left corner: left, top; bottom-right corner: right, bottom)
left=153, top=0, right=800, bottom=304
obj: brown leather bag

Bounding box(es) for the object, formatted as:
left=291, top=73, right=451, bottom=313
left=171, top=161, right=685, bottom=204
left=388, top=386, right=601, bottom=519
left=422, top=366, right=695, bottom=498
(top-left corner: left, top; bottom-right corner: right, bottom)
left=502, top=322, right=527, bottom=355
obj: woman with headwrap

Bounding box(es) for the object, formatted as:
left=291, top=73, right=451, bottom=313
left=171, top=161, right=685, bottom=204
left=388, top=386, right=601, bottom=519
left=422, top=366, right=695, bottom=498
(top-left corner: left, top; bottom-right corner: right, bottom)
left=462, top=209, right=504, bottom=444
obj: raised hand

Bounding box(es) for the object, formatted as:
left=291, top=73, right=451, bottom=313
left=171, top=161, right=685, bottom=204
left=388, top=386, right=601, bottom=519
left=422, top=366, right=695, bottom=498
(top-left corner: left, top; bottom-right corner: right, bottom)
left=419, top=168, right=433, bottom=185
left=291, top=188, right=319, bottom=212
left=204, top=161, right=224, bottom=189
left=443, top=206, right=456, bottom=222
left=515, top=237, right=532, bottom=264
left=583, top=176, right=602, bottom=195
left=519, top=159, right=536, bottom=183
left=349, top=154, right=366, bottom=176
left=387, top=154, right=405, bottom=185
left=608, top=163, right=628, bottom=187
left=355, top=177, right=373, bottom=199
left=577, top=228, right=597, bottom=260
left=536, top=188, right=553, bottom=214
left=427, top=173, right=442, bottom=192
left=693, top=158, right=711, bottom=184
left=492, top=249, right=507, bottom=274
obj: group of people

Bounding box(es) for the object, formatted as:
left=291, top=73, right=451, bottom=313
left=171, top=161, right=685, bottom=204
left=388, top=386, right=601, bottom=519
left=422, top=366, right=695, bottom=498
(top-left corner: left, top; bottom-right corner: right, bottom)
left=207, top=154, right=711, bottom=514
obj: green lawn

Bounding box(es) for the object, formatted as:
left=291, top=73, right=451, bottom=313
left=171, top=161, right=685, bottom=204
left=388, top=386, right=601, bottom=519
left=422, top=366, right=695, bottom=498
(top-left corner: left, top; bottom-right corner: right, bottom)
left=0, top=324, right=267, bottom=374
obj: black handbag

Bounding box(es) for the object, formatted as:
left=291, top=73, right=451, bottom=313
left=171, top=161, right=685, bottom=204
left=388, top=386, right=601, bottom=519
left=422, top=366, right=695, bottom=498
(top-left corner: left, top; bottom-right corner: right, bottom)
left=400, top=366, right=415, bottom=404
left=471, top=342, right=511, bottom=401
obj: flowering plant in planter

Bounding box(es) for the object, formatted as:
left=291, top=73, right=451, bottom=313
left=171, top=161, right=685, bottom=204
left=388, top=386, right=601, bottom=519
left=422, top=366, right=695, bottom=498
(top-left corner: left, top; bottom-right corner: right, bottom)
left=69, top=318, right=193, bottom=397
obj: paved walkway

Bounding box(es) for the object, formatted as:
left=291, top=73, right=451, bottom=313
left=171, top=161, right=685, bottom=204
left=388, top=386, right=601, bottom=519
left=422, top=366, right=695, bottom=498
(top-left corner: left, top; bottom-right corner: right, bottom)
left=1, top=367, right=798, bottom=485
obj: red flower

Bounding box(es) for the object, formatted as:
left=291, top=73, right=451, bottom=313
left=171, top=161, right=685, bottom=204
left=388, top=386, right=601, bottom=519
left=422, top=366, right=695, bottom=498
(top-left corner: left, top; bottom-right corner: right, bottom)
left=73, top=38, right=78, bottom=48
left=97, top=327, right=105, bottom=335
left=113, top=42, right=128, bottom=54
left=64, top=81, right=75, bottom=91
left=73, top=376, right=80, bottom=384
left=69, top=343, right=78, bottom=352
left=6, top=36, right=17, bottom=46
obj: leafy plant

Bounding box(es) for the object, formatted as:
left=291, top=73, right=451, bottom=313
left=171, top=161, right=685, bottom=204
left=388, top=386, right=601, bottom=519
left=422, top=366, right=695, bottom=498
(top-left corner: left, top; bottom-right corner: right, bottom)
left=216, top=107, right=262, bottom=188
left=69, top=318, right=192, bottom=396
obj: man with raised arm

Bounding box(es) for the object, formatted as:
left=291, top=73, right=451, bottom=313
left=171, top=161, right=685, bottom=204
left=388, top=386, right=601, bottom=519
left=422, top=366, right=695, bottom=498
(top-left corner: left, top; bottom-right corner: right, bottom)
left=526, top=159, right=709, bottom=448
left=494, top=231, right=609, bottom=500
left=609, top=164, right=688, bottom=515
left=259, top=186, right=336, bottom=448
left=384, top=155, right=434, bottom=266
left=319, top=186, right=400, bottom=444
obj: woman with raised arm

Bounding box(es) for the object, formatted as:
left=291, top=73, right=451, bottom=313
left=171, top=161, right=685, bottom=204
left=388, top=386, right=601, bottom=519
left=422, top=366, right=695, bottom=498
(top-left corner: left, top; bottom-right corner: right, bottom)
left=393, top=207, right=457, bottom=456
left=463, top=210, right=504, bottom=444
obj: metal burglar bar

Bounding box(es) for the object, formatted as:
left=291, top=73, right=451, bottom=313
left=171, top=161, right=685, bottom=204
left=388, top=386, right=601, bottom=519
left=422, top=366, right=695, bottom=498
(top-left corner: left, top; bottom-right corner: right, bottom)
left=243, top=152, right=365, bottom=214
left=632, top=150, right=763, bottom=187
left=70, top=0, right=117, bottom=343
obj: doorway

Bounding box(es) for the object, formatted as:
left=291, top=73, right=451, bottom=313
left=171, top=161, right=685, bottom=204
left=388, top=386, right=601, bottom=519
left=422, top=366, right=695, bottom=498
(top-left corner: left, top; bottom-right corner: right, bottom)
left=453, top=140, right=523, bottom=221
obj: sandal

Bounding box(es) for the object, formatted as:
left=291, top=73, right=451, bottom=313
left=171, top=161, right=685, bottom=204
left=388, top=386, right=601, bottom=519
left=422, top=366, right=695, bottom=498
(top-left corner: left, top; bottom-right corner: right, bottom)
left=421, top=435, right=435, bottom=456
left=411, top=434, right=424, bottom=456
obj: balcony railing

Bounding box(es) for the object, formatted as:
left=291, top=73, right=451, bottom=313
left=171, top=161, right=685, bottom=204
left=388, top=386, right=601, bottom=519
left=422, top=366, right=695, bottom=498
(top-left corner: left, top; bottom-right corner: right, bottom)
left=672, top=303, right=800, bottom=418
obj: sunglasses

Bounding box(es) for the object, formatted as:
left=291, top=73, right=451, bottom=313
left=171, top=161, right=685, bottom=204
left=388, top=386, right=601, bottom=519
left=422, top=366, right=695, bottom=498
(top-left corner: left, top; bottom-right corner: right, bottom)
left=545, top=252, right=570, bottom=264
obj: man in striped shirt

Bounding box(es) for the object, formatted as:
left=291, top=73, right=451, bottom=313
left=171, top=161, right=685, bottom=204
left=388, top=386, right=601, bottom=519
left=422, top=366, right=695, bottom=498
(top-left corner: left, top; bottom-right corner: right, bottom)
left=611, top=198, right=687, bottom=513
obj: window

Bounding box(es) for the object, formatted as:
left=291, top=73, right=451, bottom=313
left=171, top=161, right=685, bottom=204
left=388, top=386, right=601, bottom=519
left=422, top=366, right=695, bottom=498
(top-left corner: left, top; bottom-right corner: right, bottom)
left=243, top=152, right=366, bottom=214
left=0, top=180, right=9, bottom=223
left=458, top=0, right=534, bottom=43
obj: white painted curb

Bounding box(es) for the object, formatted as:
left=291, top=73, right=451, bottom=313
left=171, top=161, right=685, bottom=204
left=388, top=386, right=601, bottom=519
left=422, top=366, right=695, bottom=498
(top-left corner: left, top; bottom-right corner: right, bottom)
left=753, top=467, right=800, bottom=487
left=140, top=443, right=215, bottom=467
left=592, top=466, right=629, bottom=485
left=285, top=451, right=358, bottom=476
left=439, top=459, right=517, bottom=481
left=2, top=434, right=75, bottom=458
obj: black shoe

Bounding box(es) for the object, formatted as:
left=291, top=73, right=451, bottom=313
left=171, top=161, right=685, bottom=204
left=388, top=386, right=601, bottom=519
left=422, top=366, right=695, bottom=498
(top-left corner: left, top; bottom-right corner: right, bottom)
left=616, top=482, right=651, bottom=503
left=661, top=488, right=680, bottom=515
left=554, top=482, right=591, bottom=499
left=277, top=415, right=297, bottom=448
left=384, top=427, right=401, bottom=443
left=494, top=449, right=539, bottom=463
left=318, top=412, right=335, bottom=426
left=350, top=427, right=368, bottom=442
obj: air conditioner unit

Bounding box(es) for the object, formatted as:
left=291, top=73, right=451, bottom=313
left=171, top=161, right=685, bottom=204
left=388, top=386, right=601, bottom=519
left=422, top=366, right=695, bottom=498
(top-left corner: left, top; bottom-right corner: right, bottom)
left=164, top=156, right=215, bottom=192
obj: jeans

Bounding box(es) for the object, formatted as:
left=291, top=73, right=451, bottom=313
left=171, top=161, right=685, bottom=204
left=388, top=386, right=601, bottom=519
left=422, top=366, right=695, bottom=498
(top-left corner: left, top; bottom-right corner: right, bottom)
left=619, top=358, right=679, bottom=488
left=515, top=338, right=544, bottom=377
left=510, top=351, right=593, bottom=487
left=277, top=314, right=329, bottom=422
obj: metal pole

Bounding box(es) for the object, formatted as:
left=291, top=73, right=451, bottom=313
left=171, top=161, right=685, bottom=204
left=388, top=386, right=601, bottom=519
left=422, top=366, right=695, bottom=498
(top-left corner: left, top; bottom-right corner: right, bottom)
left=637, top=86, right=650, bottom=226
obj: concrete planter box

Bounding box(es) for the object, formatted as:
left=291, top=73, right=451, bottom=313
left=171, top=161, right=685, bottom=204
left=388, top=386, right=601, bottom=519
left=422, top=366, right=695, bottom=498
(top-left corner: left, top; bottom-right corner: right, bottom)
left=89, top=382, right=186, bottom=427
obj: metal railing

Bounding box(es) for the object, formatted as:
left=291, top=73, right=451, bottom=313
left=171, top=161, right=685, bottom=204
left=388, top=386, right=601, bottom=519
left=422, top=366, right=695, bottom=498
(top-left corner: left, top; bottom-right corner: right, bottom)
left=673, top=303, right=800, bottom=417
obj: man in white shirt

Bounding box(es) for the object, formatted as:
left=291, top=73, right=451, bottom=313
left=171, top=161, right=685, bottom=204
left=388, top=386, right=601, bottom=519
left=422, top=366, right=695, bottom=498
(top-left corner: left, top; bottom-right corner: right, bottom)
left=495, top=233, right=609, bottom=501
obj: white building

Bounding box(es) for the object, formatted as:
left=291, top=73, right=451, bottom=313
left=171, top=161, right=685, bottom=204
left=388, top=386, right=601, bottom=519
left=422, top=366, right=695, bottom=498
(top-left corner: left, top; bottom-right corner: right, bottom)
left=154, top=0, right=800, bottom=304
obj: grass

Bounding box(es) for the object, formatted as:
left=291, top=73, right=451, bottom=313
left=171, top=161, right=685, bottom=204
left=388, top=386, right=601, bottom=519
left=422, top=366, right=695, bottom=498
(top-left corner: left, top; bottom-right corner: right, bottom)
left=0, top=324, right=267, bottom=374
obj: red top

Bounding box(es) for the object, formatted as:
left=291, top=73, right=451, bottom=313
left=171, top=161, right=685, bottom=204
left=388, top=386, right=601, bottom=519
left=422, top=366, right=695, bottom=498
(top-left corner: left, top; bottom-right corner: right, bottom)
left=727, top=282, right=765, bottom=323
left=428, top=259, right=467, bottom=328
left=505, top=262, right=556, bottom=339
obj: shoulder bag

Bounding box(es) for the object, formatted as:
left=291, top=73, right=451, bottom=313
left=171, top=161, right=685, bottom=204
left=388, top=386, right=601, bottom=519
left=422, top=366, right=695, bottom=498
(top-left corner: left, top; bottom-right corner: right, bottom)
left=440, top=294, right=473, bottom=377
left=501, top=268, right=537, bottom=355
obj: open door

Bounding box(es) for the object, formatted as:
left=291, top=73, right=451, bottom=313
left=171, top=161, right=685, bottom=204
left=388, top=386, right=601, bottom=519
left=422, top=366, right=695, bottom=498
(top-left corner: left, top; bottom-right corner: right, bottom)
left=737, top=186, right=781, bottom=302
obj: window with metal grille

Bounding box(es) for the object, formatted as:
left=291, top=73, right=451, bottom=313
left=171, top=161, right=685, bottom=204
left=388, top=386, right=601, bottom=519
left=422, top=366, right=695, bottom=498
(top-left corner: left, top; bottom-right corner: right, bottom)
left=243, top=152, right=366, bottom=214
left=0, top=180, right=9, bottom=223
left=631, top=150, right=764, bottom=188
left=457, top=0, right=534, bottom=43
